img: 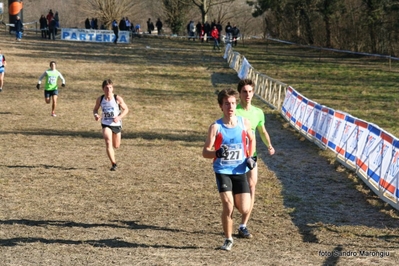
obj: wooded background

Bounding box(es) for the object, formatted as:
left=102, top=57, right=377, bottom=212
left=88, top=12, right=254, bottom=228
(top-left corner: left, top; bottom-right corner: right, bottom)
left=249, top=0, right=399, bottom=56
left=2, top=0, right=399, bottom=56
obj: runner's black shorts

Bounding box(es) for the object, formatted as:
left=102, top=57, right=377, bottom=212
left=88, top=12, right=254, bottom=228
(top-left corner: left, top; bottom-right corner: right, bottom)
left=215, top=173, right=250, bottom=194
left=102, top=124, right=122, bottom=134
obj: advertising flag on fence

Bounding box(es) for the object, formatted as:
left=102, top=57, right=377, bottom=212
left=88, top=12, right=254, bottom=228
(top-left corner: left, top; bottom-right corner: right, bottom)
left=290, top=92, right=304, bottom=126
left=223, top=43, right=231, bottom=59
left=386, top=140, right=399, bottom=199
left=376, top=131, right=396, bottom=198
left=335, top=116, right=369, bottom=170
left=315, top=106, right=333, bottom=146
left=281, top=86, right=295, bottom=121
left=301, top=100, right=316, bottom=139
left=229, top=52, right=239, bottom=69
left=238, top=57, right=251, bottom=79
left=356, top=123, right=381, bottom=186
left=327, top=111, right=346, bottom=151
left=308, top=103, right=322, bottom=137
left=362, top=127, right=394, bottom=191
left=294, top=96, right=308, bottom=133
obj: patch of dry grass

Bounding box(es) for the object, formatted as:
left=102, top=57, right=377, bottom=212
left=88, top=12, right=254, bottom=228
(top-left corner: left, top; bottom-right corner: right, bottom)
left=0, top=35, right=399, bottom=265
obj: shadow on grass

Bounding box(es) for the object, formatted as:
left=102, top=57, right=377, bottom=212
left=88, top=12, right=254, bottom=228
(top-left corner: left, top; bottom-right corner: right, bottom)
left=0, top=129, right=205, bottom=143
left=321, top=245, right=343, bottom=266
left=6, top=164, right=78, bottom=170
left=0, top=219, right=212, bottom=248
left=211, top=72, right=240, bottom=88
left=0, top=237, right=198, bottom=249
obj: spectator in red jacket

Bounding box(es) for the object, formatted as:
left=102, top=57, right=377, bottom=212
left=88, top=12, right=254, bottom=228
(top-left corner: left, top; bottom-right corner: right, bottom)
left=211, top=26, right=220, bottom=50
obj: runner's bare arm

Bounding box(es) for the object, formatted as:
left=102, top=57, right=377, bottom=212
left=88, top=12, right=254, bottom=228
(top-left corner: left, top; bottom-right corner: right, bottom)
left=203, top=123, right=218, bottom=158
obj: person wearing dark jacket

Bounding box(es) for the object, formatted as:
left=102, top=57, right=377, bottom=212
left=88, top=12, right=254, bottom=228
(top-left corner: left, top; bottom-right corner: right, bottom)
left=147, top=18, right=154, bottom=34
left=85, top=18, right=91, bottom=29
left=232, top=25, right=240, bottom=47
left=119, top=17, right=127, bottom=31
left=40, top=15, right=48, bottom=39
left=15, top=16, right=23, bottom=41
left=112, top=20, right=119, bottom=44
left=49, top=18, right=57, bottom=40
left=204, top=21, right=211, bottom=42
left=156, top=18, right=163, bottom=35
left=54, top=11, right=60, bottom=35
left=196, top=21, right=202, bottom=40
left=216, top=21, right=222, bottom=43
left=225, top=22, right=232, bottom=43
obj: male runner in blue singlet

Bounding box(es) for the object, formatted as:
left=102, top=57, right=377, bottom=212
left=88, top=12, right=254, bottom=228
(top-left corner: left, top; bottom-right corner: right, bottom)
left=203, top=88, right=256, bottom=251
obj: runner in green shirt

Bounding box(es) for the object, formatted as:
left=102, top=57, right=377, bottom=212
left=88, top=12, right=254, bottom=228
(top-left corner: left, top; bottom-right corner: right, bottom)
left=235, top=79, right=275, bottom=239
left=37, top=61, right=66, bottom=117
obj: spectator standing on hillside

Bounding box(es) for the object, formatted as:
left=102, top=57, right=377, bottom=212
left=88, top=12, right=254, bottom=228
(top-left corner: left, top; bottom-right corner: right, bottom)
left=93, top=79, right=129, bottom=171
left=202, top=88, right=256, bottom=251
left=156, top=18, right=163, bottom=35
left=49, top=18, right=57, bottom=40
left=196, top=21, right=202, bottom=40
left=225, top=22, right=232, bottom=43
left=14, top=16, right=23, bottom=41
left=46, top=9, right=53, bottom=38
left=204, top=21, right=211, bottom=42
left=46, top=9, right=54, bottom=26
left=125, top=17, right=131, bottom=31
left=188, top=20, right=195, bottom=40
left=112, top=19, right=119, bottom=44
left=39, top=15, right=48, bottom=39
left=36, top=61, right=66, bottom=117
left=211, top=20, right=216, bottom=30
left=216, top=21, right=222, bottom=43
left=54, top=11, right=60, bottom=35
left=232, top=25, right=240, bottom=47
left=85, top=18, right=91, bottom=29
left=211, top=25, right=220, bottom=50
left=147, top=18, right=154, bottom=34
left=199, top=22, right=205, bottom=42
left=0, top=49, right=6, bottom=92
left=134, top=23, right=141, bottom=37
left=235, top=78, right=275, bottom=239
left=119, top=17, right=126, bottom=31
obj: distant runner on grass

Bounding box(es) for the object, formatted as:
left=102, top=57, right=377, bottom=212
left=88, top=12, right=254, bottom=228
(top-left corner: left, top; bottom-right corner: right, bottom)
left=0, top=48, right=6, bottom=92
left=36, top=61, right=66, bottom=117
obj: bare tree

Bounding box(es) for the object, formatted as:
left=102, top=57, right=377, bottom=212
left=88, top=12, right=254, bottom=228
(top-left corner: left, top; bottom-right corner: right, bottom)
left=191, top=0, right=235, bottom=23
left=80, top=0, right=142, bottom=29
left=162, top=0, right=192, bottom=34
left=210, top=0, right=262, bottom=36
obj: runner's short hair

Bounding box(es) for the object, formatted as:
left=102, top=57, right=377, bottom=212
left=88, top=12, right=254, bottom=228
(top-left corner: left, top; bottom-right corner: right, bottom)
left=237, top=79, right=255, bottom=92
left=217, top=88, right=238, bottom=105
left=102, top=79, right=113, bottom=88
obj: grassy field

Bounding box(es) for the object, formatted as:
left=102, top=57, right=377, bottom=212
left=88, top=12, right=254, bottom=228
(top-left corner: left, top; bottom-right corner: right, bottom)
left=0, top=33, right=399, bottom=265
left=232, top=39, right=399, bottom=138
